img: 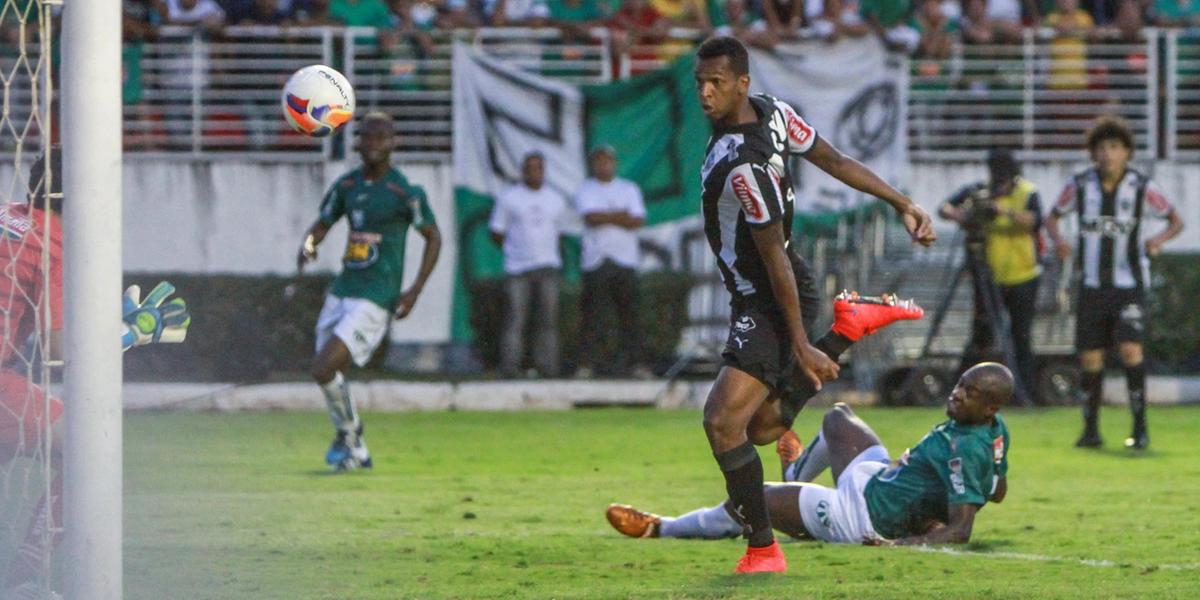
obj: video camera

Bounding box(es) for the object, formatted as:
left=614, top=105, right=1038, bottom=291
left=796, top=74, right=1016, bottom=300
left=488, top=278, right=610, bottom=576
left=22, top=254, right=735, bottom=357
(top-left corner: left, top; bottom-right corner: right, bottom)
left=957, top=148, right=1019, bottom=241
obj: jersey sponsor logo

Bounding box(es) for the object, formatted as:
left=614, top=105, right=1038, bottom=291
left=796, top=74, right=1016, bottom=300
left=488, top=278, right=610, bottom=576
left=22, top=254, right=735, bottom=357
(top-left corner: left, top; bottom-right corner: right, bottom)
left=787, top=114, right=813, bottom=147
left=731, top=173, right=762, bottom=220
left=0, top=208, right=31, bottom=240
left=948, top=457, right=965, bottom=495
left=1079, top=216, right=1136, bottom=237
left=344, top=231, right=383, bottom=269
left=993, top=436, right=1004, bottom=464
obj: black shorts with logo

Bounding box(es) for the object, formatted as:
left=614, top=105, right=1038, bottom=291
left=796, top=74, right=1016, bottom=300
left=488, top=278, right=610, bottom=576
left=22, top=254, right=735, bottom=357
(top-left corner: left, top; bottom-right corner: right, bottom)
left=721, top=253, right=821, bottom=426
left=1075, top=287, right=1146, bottom=350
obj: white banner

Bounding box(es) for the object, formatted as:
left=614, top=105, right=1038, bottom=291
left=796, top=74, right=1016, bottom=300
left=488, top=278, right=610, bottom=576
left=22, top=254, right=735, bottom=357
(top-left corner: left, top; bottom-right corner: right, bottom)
left=452, top=42, right=587, bottom=201
left=748, top=38, right=908, bottom=212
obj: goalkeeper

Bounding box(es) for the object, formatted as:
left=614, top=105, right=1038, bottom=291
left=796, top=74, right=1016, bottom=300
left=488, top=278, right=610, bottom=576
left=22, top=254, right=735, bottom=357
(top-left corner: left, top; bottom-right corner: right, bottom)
left=296, top=113, right=442, bottom=471
left=1, top=148, right=190, bottom=595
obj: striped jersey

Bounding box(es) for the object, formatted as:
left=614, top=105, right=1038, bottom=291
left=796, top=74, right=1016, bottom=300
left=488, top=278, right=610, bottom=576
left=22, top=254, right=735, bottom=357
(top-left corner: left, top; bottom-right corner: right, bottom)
left=1051, top=168, right=1174, bottom=290
left=701, top=94, right=817, bottom=306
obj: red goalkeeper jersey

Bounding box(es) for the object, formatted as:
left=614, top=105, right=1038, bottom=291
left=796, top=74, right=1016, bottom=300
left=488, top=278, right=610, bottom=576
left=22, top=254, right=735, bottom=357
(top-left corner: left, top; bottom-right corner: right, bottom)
left=0, top=203, right=63, bottom=366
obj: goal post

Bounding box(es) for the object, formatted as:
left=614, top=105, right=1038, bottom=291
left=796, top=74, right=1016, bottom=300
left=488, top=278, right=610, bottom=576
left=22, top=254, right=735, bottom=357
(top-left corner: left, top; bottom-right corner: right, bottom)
left=61, top=0, right=124, bottom=598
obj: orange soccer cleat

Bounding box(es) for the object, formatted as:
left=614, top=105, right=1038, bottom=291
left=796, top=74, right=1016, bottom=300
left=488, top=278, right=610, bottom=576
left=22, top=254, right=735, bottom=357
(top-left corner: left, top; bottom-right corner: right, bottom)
left=775, top=429, right=804, bottom=464
left=605, top=503, right=661, bottom=538
left=831, top=290, right=924, bottom=342
left=733, top=540, right=788, bottom=574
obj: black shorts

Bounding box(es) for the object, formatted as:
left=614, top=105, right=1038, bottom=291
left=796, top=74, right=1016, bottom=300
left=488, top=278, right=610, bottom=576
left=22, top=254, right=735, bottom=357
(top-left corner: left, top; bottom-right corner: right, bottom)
left=721, top=253, right=820, bottom=426
left=1075, top=287, right=1146, bottom=351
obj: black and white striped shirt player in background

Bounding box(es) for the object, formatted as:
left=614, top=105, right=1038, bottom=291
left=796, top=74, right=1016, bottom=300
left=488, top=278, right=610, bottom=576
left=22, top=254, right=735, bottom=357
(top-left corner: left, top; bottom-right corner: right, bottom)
left=688, top=36, right=935, bottom=574
left=1046, top=116, right=1185, bottom=451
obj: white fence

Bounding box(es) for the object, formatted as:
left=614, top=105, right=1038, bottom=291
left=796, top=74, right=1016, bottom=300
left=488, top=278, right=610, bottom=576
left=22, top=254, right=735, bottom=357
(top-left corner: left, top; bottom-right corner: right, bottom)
left=5, top=27, right=1200, bottom=162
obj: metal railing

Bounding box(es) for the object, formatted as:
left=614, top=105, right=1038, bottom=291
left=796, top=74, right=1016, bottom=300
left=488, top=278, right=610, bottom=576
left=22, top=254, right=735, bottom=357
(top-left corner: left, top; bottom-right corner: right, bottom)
left=8, top=26, right=1200, bottom=162
left=121, top=26, right=613, bottom=161
left=909, top=28, right=1159, bottom=160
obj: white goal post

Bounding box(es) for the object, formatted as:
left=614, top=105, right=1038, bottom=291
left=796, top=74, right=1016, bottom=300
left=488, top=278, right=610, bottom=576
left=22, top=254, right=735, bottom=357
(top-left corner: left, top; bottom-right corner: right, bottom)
left=62, top=0, right=124, bottom=598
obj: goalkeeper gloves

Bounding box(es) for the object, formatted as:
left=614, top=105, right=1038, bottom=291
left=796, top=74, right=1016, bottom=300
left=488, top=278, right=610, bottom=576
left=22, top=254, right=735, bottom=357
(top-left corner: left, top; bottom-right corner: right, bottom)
left=122, top=281, right=191, bottom=352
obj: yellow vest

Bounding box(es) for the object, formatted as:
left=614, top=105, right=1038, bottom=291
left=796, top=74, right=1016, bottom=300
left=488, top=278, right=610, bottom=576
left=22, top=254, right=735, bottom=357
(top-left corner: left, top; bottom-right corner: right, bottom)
left=984, top=177, right=1042, bottom=286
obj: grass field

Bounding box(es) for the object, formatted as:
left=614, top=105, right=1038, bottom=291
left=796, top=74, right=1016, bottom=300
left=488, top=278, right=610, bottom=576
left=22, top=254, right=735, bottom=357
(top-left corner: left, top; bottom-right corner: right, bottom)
left=119, top=405, right=1200, bottom=599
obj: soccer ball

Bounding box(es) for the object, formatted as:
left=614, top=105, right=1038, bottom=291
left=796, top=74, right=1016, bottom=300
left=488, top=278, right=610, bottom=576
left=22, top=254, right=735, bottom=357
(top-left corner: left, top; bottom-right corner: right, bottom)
left=281, top=65, right=356, bottom=137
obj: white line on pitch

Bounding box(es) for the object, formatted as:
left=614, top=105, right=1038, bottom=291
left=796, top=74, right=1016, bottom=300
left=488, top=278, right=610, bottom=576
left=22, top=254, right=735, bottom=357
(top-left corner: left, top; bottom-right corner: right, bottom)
left=907, top=545, right=1200, bottom=571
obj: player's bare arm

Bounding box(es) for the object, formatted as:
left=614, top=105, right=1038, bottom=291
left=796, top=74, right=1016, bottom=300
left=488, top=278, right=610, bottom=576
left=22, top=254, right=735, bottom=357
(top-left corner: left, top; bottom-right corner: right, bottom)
left=803, top=136, right=936, bottom=247
left=1045, top=212, right=1071, bottom=261
left=297, top=219, right=332, bottom=273
left=748, top=221, right=839, bottom=389
left=1146, top=209, right=1184, bottom=256
left=890, top=503, right=980, bottom=545
left=394, top=224, right=442, bottom=319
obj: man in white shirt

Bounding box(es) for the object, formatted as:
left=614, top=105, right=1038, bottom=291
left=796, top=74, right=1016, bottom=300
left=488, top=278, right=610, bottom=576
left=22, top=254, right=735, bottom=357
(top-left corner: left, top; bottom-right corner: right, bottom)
left=489, top=151, right=569, bottom=377
left=574, top=147, right=648, bottom=378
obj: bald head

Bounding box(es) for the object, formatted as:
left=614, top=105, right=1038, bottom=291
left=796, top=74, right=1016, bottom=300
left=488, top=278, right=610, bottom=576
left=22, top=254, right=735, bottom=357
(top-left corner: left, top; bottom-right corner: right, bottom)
left=963, top=362, right=1014, bottom=407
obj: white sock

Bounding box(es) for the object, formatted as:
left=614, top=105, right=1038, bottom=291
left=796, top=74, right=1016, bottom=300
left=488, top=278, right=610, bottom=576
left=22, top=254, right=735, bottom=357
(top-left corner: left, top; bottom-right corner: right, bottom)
left=786, top=430, right=830, bottom=482
left=320, top=372, right=359, bottom=435
left=658, top=503, right=743, bottom=539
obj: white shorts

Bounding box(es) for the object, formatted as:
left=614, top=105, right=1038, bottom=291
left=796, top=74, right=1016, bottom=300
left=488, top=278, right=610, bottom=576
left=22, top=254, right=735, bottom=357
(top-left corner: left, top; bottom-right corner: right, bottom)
left=315, top=294, right=390, bottom=367
left=797, top=445, right=890, bottom=544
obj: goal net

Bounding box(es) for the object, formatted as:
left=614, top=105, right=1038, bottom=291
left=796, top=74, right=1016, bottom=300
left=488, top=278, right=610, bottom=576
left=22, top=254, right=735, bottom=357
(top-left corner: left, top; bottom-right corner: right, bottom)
left=0, top=0, right=59, bottom=595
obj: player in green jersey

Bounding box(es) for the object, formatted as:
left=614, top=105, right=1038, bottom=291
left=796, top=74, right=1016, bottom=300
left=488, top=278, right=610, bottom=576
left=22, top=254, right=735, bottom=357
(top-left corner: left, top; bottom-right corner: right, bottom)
left=607, top=362, right=1011, bottom=545
left=297, top=112, right=442, bottom=471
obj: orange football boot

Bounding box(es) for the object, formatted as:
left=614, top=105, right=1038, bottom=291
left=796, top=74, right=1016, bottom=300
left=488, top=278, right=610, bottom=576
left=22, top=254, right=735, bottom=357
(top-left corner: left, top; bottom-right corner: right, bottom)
left=831, top=290, right=924, bottom=342
left=605, top=503, right=661, bottom=538
left=734, top=540, right=787, bottom=573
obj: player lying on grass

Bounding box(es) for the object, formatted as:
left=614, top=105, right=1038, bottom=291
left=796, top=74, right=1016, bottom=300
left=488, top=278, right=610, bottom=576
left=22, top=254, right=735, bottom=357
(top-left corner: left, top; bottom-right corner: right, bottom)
left=0, top=148, right=190, bottom=598
left=607, top=362, right=1011, bottom=546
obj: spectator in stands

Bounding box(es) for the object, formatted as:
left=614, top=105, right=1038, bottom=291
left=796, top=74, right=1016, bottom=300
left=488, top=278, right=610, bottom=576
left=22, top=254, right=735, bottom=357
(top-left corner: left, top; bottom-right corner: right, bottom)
left=1105, top=0, right=1148, bottom=40
left=489, top=151, right=570, bottom=378
left=437, top=0, right=484, bottom=27
left=860, top=0, right=920, bottom=53
left=382, top=0, right=437, bottom=70
left=223, top=0, right=295, bottom=24
left=761, top=0, right=803, bottom=39
left=125, top=0, right=161, bottom=41
left=1043, top=0, right=1095, bottom=90
left=330, top=0, right=393, bottom=25
left=1150, top=0, right=1200, bottom=26
left=609, top=0, right=667, bottom=74
left=574, top=147, right=650, bottom=379
left=551, top=0, right=603, bottom=43
left=715, top=0, right=778, bottom=49
left=484, top=0, right=553, bottom=25
left=912, top=0, right=957, bottom=60
left=293, top=0, right=338, bottom=24
left=961, top=0, right=1024, bottom=44
left=649, top=0, right=712, bottom=29
left=159, top=0, right=227, bottom=30
left=827, top=0, right=872, bottom=39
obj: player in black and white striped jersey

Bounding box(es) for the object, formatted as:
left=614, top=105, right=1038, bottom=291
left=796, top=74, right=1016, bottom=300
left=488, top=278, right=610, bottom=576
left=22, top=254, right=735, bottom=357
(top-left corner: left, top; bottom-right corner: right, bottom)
left=1046, top=116, right=1185, bottom=451
left=692, top=36, right=936, bottom=573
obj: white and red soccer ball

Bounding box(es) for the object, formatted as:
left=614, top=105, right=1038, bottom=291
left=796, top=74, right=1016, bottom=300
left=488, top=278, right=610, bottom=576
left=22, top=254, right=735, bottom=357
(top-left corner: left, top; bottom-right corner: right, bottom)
left=281, top=65, right=356, bottom=137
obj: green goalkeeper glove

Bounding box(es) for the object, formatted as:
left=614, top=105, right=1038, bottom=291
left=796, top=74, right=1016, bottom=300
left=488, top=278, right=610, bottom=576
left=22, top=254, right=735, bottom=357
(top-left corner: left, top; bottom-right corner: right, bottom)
left=122, top=281, right=191, bottom=352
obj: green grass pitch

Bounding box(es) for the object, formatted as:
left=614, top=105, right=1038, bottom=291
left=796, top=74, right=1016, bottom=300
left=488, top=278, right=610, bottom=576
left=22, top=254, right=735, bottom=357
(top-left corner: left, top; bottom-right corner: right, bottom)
left=121, top=406, right=1200, bottom=599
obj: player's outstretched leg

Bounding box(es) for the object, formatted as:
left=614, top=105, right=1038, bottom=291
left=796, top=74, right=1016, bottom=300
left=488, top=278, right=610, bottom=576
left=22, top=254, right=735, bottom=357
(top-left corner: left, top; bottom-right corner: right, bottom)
left=1120, top=343, right=1149, bottom=450
left=1075, top=351, right=1105, bottom=448
left=777, top=291, right=922, bottom=478
left=606, top=502, right=745, bottom=540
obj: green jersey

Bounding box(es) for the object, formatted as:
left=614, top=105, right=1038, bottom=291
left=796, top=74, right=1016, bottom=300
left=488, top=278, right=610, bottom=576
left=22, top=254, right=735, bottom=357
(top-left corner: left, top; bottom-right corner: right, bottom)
left=319, top=167, right=436, bottom=311
left=863, top=414, right=1010, bottom=540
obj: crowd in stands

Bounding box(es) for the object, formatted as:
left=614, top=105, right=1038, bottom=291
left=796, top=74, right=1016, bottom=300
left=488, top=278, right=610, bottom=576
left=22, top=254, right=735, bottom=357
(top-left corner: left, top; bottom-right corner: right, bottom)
left=115, top=1, right=1200, bottom=55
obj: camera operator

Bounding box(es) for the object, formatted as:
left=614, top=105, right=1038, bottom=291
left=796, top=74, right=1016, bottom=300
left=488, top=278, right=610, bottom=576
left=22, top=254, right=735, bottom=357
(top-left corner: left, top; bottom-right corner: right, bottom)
left=938, top=149, right=1043, bottom=403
